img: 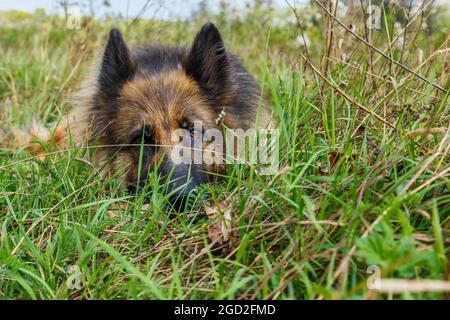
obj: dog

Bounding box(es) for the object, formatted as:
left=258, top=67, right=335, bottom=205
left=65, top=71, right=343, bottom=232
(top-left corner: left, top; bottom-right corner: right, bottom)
left=68, top=22, right=271, bottom=205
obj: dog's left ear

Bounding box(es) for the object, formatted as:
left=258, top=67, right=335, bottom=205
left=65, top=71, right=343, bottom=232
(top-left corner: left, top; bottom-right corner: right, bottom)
left=183, top=22, right=229, bottom=99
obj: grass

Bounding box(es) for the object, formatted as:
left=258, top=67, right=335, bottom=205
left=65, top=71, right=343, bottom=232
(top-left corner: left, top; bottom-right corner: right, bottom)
left=0, top=2, right=449, bottom=299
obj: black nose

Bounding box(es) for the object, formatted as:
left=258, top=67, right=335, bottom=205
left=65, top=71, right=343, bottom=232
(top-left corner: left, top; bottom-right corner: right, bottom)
left=159, top=162, right=203, bottom=211
left=128, top=159, right=208, bottom=211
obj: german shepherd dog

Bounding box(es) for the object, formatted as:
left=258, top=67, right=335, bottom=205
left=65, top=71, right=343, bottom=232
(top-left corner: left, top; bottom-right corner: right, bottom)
left=69, top=22, right=270, bottom=207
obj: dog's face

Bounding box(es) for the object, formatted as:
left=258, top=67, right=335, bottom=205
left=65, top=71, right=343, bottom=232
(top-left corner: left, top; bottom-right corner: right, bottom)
left=112, top=70, right=221, bottom=196
left=92, top=23, right=231, bottom=199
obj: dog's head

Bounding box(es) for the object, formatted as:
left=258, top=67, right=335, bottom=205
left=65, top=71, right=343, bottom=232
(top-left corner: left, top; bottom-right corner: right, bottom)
left=91, top=23, right=234, bottom=201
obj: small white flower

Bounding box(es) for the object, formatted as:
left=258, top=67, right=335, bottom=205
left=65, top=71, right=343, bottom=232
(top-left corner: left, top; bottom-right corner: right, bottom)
left=295, top=34, right=311, bottom=48
left=410, top=1, right=422, bottom=15
left=271, top=11, right=298, bottom=29
left=421, top=22, right=428, bottom=30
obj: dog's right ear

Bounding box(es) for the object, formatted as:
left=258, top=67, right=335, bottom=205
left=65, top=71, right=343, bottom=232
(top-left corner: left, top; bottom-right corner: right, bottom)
left=99, top=29, right=136, bottom=96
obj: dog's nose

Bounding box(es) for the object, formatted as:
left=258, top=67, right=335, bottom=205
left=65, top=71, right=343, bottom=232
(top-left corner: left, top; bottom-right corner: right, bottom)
left=165, top=175, right=199, bottom=211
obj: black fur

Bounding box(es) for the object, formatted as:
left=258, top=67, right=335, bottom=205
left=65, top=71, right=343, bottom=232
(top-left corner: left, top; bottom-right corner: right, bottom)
left=93, top=23, right=260, bottom=130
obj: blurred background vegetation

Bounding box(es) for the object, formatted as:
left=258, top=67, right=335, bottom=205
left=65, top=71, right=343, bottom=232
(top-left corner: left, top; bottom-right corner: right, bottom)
left=0, top=0, right=448, bottom=128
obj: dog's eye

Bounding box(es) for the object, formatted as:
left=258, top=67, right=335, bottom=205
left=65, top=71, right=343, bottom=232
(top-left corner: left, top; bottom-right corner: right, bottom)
left=180, top=118, right=193, bottom=131
left=131, top=127, right=153, bottom=146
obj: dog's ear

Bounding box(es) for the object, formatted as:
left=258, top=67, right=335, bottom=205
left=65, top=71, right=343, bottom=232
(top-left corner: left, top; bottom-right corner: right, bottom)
left=183, top=22, right=229, bottom=99
left=99, top=28, right=136, bottom=96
